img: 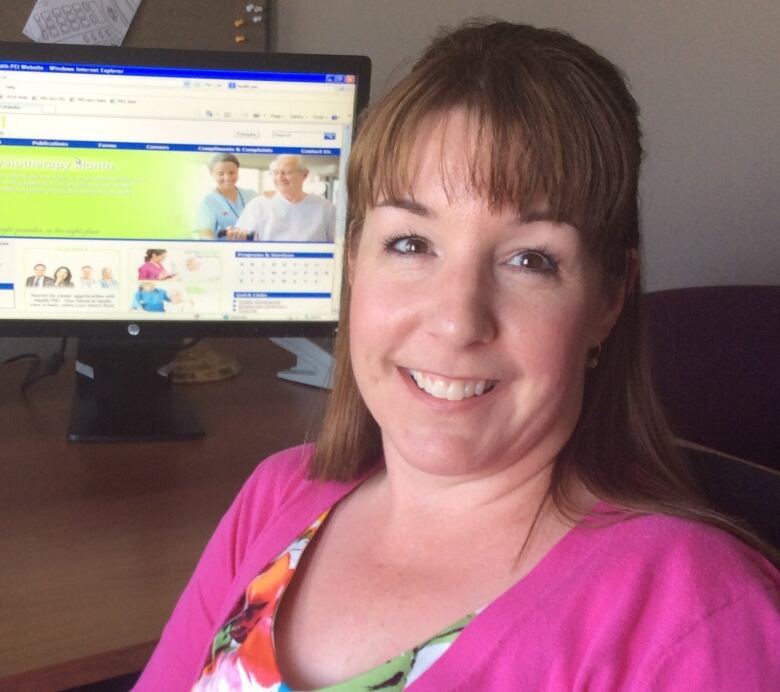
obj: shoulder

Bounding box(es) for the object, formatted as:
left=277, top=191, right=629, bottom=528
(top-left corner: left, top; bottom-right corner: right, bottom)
left=570, top=509, right=779, bottom=623
left=579, top=511, right=779, bottom=666
left=589, top=509, right=777, bottom=592
left=304, top=193, right=333, bottom=208
left=217, top=444, right=360, bottom=573
left=227, top=443, right=353, bottom=534
left=199, top=190, right=221, bottom=207
left=237, top=443, right=317, bottom=508
left=455, top=512, right=779, bottom=690
left=593, top=513, right=780, bottom=689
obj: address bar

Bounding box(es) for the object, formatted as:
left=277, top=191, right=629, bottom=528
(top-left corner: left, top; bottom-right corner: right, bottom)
left=12, top=74, right=176, bottom=88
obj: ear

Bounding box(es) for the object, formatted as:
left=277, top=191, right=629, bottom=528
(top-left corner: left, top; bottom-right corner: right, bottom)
left=591, top=249, right=638, bottom=345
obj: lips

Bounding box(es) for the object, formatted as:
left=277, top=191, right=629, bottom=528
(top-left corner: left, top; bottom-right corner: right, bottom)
left=408, top=369, right=497, bottom=401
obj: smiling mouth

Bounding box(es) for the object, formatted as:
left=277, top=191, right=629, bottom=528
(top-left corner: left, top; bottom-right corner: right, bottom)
left=408, top=369, right=497, bottom=401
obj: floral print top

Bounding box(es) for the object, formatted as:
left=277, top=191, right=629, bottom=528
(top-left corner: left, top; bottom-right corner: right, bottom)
left=192, top=510, right=475, bottom=691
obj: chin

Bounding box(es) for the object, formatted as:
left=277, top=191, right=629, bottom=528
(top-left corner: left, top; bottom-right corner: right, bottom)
left=384, top=430, right=510, bottom=479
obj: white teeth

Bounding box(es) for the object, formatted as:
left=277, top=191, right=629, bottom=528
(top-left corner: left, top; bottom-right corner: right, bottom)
left=431, top=379, right=448, bottom=398
left=409, top=370, right=495, bottom=401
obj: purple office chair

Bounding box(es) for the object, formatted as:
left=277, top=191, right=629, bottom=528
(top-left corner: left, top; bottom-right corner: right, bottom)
left=643, top=285, right=779, bottom=471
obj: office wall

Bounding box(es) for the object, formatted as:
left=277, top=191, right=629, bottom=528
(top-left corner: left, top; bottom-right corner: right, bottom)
left=274, top=0, right=780, bottom=291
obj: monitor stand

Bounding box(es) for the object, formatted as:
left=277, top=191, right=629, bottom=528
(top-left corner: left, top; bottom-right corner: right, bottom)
left=269, top=337, right=333, bottom=389
left=69, top=338, right=204, bottom=443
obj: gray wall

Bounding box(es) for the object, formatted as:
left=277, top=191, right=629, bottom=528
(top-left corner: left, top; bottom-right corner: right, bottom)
left=274, top=0, right=780, bottom=291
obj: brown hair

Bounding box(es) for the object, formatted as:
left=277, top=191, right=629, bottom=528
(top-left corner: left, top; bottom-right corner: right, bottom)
left=144, top=248, right=166, bottom=262
left=312, top=21, right=777, bottom=564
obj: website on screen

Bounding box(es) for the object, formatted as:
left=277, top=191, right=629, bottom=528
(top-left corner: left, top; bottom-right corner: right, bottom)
left=0, top=60, right=357, bottom=322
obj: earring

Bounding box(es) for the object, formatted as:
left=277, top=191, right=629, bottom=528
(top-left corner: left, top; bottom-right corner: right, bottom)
left=587, top=344, right=602, bottom=369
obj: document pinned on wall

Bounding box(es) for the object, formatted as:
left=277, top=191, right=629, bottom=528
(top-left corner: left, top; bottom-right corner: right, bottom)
left=23, top=0, right=144, bottom=46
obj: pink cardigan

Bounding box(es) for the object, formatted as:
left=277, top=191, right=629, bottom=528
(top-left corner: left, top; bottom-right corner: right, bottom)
left=136, top=445, right=780, bottom=691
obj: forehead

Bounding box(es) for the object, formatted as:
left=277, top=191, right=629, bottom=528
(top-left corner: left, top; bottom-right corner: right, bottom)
left=396, top=111, right=523, bottom=210
left=410, top=113, right=473, bottom=183
left=271, top=157, right=301, bottom=171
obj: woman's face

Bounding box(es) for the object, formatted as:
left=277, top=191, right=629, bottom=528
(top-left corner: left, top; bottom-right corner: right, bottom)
left=152, top=252, right=166, bottom=264
left=348, top=112, right=623, bottom=479
left=211, top=161, right=239, bottom=193
left=55, top=268, right=68, bottom=281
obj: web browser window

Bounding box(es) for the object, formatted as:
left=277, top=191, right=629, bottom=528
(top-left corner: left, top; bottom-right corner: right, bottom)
left=0, top=59, right=359, bottom=323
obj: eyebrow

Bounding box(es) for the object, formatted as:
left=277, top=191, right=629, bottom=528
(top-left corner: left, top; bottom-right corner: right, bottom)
left=376, top=199, right=557, bottom=225
left=519, top=209, right=556, bottom=224
left=375, top=198, right=433, bottom=217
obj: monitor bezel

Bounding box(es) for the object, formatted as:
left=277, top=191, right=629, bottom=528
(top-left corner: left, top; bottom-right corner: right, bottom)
left=0, top=40, right=370, bottom=340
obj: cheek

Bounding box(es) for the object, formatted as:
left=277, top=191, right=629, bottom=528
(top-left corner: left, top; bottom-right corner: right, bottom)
left=348, top=298, right=381, bottom=400
left=348, top=275, right=390, bottom=363
left=349, top=259, right=420, bottom=328
left=501, top=297, right=593, bottom=375
left=348, top=268, right=415, bottom=385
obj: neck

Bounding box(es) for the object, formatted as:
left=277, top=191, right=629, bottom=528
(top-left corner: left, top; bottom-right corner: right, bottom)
left=350, top=458, right=582, bottom=581
left=378, top=449, right=562, bottom=541
left=280, top=190, right=306, bottom=203
left=219, top=187, right=238, bottom=202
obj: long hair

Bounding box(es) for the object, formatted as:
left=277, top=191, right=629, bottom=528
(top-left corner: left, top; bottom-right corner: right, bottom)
left=54, top=266, right=72, bottom=284
left=311, top=20, right=777, bottom=564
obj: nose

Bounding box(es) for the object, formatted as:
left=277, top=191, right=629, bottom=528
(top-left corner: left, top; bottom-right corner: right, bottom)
left=424, top=259, right=498, bottom=347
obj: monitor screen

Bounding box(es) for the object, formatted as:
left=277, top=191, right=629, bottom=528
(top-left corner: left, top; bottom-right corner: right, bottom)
left=0, top=42, right=370, bottom=340
left=0, top=42, right=370, bottom=442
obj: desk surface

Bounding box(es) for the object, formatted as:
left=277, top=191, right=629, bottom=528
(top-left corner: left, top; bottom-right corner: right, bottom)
left=0, top=338, right=327, bottom=691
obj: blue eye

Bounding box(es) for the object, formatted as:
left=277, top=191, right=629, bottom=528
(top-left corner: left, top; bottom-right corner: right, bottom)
left=508, top=250, right=557, bottom=273
left=384, top=234, right=430, bottom=255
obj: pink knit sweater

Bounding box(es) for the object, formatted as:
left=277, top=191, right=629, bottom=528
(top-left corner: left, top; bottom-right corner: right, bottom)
left=136, top=445, right=780, bottom=691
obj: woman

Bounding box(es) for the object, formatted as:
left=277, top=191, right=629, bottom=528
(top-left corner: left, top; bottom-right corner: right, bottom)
left=52, top=266, right=73, bottom=287
left=137, top=21, right=779, bottom=691
left=195, top=153, right=258, bottom=240
left=138, top=249, right=174, bottom=280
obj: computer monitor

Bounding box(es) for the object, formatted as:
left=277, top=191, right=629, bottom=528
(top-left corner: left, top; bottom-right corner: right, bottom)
left=0, top=41, right=370, bottom=441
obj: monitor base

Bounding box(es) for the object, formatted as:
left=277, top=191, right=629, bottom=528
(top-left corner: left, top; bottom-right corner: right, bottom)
left=269, top=337, right=333, bottom=389
left=68, top=338, right=204, bottom=443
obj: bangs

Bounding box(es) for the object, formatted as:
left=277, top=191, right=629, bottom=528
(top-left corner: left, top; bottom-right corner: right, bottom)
left=361, top=108, right=548, bottom=220
left=346, top=21, right=641, bottom=270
